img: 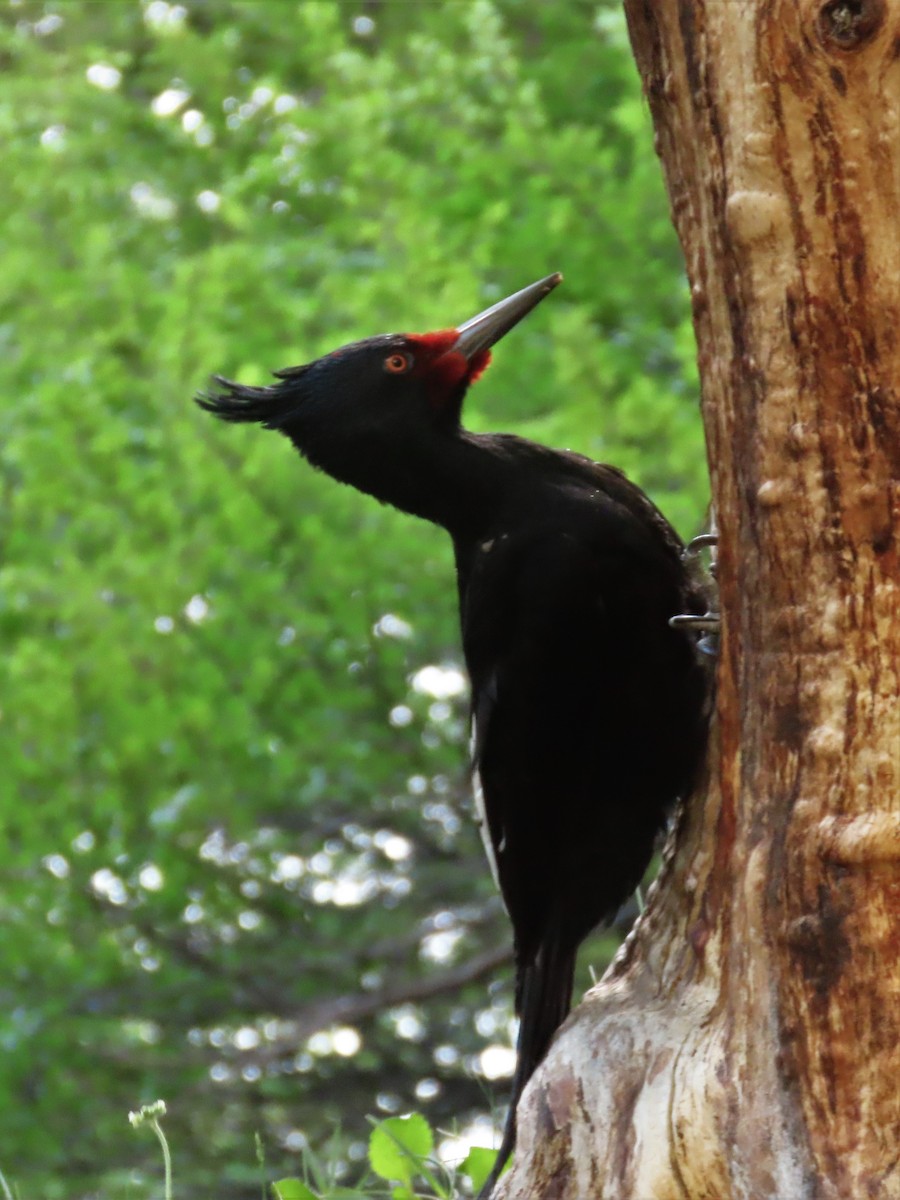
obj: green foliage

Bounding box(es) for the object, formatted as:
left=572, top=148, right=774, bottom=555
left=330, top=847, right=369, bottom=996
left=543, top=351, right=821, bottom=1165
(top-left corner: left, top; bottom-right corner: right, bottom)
left=0, top=1, right=705, bottom=1196
left=121, top=1102, right=479, bottom=1200
left=367, top=1112, right=445, bottom=1198
left=273, top=1179, right=321, bottom=1200
left=368, top=1114, right=433, bottom=1185
left=274, top=1110, right=494, bottom=1199
left=458, top=1146, right=499, bottom=1195
left=129, top=1101, right=173, bottom=1200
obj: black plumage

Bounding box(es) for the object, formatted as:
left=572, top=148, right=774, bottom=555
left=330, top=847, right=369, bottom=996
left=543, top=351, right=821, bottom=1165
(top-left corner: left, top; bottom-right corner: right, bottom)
left=197, top=275, right=710, bottom=1197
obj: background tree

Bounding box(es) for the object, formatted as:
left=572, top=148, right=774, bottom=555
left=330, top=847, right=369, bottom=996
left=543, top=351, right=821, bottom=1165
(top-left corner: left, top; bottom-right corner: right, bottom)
left=0, top=2, right=707, bottom=1195
left=501, top=1, right=900, bottom=1196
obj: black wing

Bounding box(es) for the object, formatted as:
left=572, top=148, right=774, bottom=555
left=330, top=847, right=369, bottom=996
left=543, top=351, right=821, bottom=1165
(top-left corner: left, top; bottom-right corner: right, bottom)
left=465, top=521, right=701, bottom=954
left=461, top=507, right=707, bottom=1199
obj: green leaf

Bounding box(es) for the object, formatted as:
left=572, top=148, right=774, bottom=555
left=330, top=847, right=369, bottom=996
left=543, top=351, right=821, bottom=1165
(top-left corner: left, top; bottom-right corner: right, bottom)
left=368, top=1113, right=434, bottom=1184
left=272, top=1179, right=319, bottom=1200
left=461, top=1146, right=500, bottom=1193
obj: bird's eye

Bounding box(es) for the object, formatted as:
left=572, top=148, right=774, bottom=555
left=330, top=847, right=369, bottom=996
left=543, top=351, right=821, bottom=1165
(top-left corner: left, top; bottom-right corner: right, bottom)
left=384, top=352, right=411, bottom=374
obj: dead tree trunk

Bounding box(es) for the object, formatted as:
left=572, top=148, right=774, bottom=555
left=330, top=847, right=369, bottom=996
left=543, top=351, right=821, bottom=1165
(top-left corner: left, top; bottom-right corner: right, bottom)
left=499, top=2, right=900, bottom=1196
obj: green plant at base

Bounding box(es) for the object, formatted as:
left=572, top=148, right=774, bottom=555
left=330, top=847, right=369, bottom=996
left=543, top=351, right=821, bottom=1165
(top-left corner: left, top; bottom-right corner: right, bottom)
left=273, top=1111, right=499, bottom=1199
left=129, top=1101, right=173, bottom=1200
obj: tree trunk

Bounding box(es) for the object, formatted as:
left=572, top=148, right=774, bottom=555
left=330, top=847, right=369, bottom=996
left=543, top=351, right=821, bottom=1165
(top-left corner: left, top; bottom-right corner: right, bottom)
left=498, top=2, right=900, bottom=1196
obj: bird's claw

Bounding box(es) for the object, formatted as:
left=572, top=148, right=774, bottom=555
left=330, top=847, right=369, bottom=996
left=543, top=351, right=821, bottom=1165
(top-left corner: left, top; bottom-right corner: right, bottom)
left=669, top=611, right=721, bottom=632
left=683, top=532, right=719, bottom=554
left=673, top=531, right=720, bottom=652
left=670, top=610, right=721, bottom=657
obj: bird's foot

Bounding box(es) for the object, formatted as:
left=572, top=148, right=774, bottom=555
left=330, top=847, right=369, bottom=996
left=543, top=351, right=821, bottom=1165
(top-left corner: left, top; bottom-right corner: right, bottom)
left=669, top=611, right=721, bottom=632
left=670, top=610, right=720, bottom=656
left=683, top=532, right=719, bottom=555
left=672, top=532, right=720, bottom=653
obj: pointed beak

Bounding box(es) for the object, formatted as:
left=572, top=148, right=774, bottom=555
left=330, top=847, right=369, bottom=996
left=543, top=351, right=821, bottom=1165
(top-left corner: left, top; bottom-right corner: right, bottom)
left=452, top=273, right=562, bottom=360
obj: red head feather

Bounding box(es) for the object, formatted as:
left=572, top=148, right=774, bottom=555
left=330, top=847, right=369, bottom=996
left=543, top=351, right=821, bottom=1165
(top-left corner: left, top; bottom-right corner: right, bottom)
left=406, top=330, right=492, bottom=409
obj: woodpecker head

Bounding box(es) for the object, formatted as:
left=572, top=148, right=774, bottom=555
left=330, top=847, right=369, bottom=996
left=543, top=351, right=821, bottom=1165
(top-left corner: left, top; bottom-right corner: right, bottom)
left=197, top=274, right=561, bottom=451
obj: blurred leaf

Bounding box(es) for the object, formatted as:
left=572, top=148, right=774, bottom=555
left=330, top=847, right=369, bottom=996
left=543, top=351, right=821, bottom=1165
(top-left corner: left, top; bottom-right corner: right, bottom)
left=368, top=1114, right=434, bottom=1184
left=460, top=1146, right=500, bottom=1192
left=272, top=1180, right=319, bottom=1200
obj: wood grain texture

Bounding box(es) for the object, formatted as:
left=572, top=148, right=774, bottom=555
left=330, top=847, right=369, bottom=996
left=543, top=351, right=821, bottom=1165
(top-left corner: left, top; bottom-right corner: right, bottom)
left=498, top=2, right=900, bottom=1195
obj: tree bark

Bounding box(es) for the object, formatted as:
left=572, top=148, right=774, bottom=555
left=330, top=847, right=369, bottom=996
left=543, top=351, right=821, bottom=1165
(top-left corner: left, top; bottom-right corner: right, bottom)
left=499, top=2, right=900, bottom=1196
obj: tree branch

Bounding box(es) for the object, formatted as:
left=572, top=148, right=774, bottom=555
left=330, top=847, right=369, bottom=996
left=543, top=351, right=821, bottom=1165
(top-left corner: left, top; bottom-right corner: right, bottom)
left=247, top=941, right=512, bottom=1058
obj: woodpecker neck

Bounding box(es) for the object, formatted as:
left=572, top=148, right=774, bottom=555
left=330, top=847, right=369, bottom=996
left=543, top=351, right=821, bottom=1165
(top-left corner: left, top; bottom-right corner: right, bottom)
left=285, top=421, right=512, bottom=541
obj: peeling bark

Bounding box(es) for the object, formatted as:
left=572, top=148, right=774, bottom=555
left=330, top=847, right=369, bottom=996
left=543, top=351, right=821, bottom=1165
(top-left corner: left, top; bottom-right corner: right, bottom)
left=499, top=2, right=900, bottom=1196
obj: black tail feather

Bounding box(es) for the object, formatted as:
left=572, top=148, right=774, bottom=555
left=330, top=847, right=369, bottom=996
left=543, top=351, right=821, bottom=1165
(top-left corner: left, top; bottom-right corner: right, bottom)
left=195, top=368, right=309, bottom=428
left=477, top=938, right=576, bottom=1200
